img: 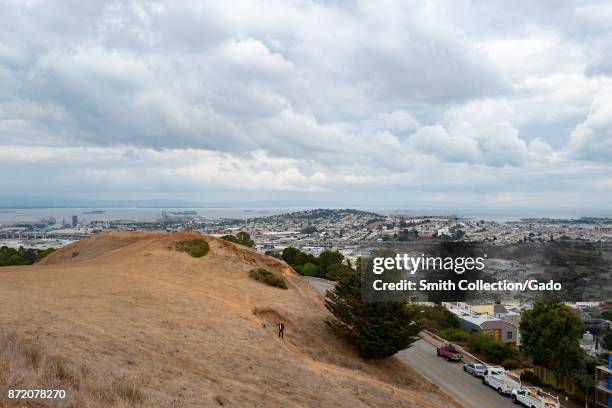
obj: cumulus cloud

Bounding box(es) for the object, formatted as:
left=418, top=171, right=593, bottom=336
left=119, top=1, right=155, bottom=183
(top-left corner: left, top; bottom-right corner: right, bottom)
left=0, top=0, right=610, bottom=208
left=0, top=0, right=508, bottom=152
left=407, top=125, right=482, bottom=163
left=405, top=100, right=554, bottom=167
left=585, top=41, right=612, bottom=77
left=566, top=88, right=612, bottom=161
left=376, top=111, right=420, bottom=133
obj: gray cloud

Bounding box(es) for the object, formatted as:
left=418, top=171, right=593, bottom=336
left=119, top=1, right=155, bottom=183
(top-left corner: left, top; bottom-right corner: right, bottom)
left=0, top=0, right=611, bottom=208
left=566, top=88, right=612, bottom=161
left=0, top=0, right=506, bottom=153
left=585, top=41, right=612, bottom=77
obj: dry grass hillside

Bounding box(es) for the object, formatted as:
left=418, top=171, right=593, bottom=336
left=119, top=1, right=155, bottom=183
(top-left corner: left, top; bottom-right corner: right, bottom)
left=0, top=232, right=458, bottom=407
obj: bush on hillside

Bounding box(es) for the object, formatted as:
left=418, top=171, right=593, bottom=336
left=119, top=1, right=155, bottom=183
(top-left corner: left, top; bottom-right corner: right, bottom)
left=501, top=358, right=520, bottom=369
left=249, top=268, right=288, bottom=289
left=300, top=262, right=320, bottom=277
left=438, top=325, right=525, bottom=366
left=467, top=332, right=519, bottom=364
left=36, top=247, right=57, bottom=261
left=440, top=327, right=470, bottom=343
left=175, top=239, right=209, bottom=258
left=221, top=232, right=255, bottom=247
left=264, top=250, right=282, bottom=259
left=417, top=305, right=461, bottom=333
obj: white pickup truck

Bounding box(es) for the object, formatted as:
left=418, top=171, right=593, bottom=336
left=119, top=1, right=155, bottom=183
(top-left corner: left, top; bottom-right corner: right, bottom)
left=482, top=366, right=521, bottom=395
left=511, top=386, right=560, bottom=408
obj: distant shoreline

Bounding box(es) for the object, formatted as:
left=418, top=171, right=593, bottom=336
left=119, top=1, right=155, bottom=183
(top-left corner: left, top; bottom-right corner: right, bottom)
left=1, top=206, right=612, bottom=225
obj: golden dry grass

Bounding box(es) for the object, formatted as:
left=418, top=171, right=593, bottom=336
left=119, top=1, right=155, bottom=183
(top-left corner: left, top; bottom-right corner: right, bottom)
left=0, top=232, right=458, bottom=407
left=0, top=330, right=159, bottom=407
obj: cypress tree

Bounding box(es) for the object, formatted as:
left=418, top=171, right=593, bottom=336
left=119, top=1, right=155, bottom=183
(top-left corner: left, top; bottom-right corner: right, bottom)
left=325, top=265, right=422, bottom=358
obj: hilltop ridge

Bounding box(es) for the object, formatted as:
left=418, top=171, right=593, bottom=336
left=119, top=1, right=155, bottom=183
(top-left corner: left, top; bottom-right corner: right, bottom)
left=0, top=232, right=457, bottom=407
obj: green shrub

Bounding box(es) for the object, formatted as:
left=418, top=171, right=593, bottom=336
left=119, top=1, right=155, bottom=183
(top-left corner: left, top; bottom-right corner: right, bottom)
left=221, top=232, right=254, bottom=247
left=415, top=305, right=460, bottom=333
left=501, top=358, right=520, bottom=369
left=36, top=247, right=56, bottom=261
left=175, top=239, right=209, bottom=258
left=440, top=327, right=470, bottom=343
left=249, top=268, right=288, bottom=289
left=264, top=250, right=282, bottom=259
left=467, top=332, right=518, bottom=364
left=301, top=262, right=320, bottom=277
left=520, top=370, right=542, bottom=386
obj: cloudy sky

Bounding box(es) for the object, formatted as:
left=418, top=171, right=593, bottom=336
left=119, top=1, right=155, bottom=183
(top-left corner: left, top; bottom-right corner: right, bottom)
left=1, top=0, right=611, bottom=210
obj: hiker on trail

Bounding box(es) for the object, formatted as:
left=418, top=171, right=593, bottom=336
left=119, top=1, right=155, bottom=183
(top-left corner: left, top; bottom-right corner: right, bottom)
left=278, top=321, right=285, bottom=338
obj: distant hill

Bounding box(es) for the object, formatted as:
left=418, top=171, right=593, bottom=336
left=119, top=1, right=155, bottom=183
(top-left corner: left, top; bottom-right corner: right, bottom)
left=262, top=208, right=383, bottom=220
left=0, top=232, right=456, bottom=407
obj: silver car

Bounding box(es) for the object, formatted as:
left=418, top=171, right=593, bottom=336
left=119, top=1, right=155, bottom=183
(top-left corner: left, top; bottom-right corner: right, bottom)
left=463, top=363, right=486, bottom=377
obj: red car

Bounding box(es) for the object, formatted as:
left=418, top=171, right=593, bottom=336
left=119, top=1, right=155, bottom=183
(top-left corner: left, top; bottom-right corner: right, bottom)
left=436, top=343, right=463, bottom=361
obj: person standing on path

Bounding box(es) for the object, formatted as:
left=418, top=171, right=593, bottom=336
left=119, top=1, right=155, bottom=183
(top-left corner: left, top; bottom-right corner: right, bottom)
left=278, top=321, right=285, bottom=338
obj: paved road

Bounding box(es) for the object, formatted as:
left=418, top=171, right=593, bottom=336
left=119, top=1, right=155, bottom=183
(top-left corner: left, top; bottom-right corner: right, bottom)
left=305, top=276, right=335, bottom=295
left=398, top=340, right=516, bottom=408
left=305, top=277, right=517, bottom=408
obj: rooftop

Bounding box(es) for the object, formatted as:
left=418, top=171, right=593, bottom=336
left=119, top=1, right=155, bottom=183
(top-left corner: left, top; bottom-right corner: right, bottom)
left=446, top=306, right=503, bottom=326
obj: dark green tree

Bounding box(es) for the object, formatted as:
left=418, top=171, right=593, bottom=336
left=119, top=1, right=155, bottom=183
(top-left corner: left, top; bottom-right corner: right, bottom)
left=319, top=250, right=344, bottom=278
left=520, top=301, right=584, bottom=378
left=325, top=266, right=422, bottom=358
left=301, top=262, right=320, bottom=277
left=355, top=256, right=363, bottom=272
left=0, top=246, right=56, bottom=267
left=281, top=247, right=317, bottom=267
left=325, top=263, right=352, bottom=280
left=301, top=226, right=317, bottom=234
left=600, top=310, right=612, bottom=321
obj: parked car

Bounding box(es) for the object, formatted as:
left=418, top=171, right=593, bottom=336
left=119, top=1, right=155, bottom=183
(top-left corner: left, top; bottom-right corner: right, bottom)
left=511, top=386, right=560, bottom=408
left=482, top=366, right=520, bottom=396
left=463, top=362, right=486, bottom=377
left=436, top=343, right=463, bottom=361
